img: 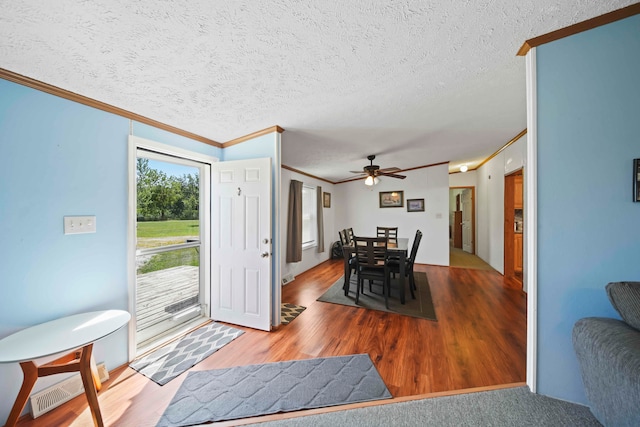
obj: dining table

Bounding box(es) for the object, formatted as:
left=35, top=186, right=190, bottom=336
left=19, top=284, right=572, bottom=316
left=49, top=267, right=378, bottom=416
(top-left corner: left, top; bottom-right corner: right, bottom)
left=342, top=237, right=409, bottom=304
left=0, top=310, right=131, bottom=427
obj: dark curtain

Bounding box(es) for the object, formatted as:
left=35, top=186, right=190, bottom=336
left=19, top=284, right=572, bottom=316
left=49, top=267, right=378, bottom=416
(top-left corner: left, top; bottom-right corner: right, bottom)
left=286, top=180, right=303, bottom=263
left=316, top=186, right=325, bottom=253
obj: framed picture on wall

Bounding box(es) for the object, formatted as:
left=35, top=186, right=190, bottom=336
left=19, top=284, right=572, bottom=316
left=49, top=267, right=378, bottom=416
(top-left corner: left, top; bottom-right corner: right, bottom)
left=407, top=198, right=425, bottom=212
left=379, top=191, right=404, bottom=208
left=323, top=192, right=331, bottom=208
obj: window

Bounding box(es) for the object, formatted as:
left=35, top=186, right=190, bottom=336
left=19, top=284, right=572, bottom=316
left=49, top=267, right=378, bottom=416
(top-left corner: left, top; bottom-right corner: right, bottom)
left=301, top=185, right=317, bottom=249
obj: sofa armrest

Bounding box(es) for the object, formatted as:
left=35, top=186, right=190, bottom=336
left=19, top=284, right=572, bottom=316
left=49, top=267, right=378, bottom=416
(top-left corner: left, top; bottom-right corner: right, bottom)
left=573, top=317, right=640, bottom=427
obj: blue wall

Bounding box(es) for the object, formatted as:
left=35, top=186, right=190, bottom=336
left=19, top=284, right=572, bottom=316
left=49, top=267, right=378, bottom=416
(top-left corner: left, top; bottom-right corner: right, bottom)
left=0, top=79, right=220, bottom=422
left=537, top=14, right=640, bottom=404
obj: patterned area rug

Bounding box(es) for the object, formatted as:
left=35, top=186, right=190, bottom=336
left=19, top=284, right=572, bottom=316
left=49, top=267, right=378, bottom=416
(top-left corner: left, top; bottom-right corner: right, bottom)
left=281, top=303, right=306, bottom=325
left=130, top=322, right=244, bottom=385
left=156, top=354, right=392, bottom=426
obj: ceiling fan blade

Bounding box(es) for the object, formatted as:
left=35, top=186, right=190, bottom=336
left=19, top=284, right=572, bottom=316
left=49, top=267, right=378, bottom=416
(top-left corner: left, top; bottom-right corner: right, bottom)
left=349, top=170, right=366, bottom=174
left=378, top=167, right=400, bottom=173
left=378, top=172, right=406, bottom=179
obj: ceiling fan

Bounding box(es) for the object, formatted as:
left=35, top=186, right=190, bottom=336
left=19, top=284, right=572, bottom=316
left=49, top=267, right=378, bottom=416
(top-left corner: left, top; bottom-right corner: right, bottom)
left=350, top=155, right=406, bottom=185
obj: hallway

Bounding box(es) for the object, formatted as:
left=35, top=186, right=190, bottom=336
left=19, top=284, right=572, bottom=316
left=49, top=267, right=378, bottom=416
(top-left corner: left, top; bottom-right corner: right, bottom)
left=449, top=247, right=496, bottom=271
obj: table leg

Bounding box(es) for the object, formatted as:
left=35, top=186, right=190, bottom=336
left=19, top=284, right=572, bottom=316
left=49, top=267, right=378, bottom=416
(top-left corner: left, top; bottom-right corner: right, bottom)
left=343, top=247, right=351, bottom=295
left=5, top=361, right=38, bottom=427
left=5, top=345, right=104, bottom=427
left=78, top=344, right=104, bottom=427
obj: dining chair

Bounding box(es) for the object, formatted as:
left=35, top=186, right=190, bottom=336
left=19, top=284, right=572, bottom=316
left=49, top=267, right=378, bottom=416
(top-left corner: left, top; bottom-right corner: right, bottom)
left=354, top=236, right=389, bottom=308
left=376, top=226, right=398, bottom=245
left=338, top=229, right=348, bottom=246
left=346, top=227, right=355, bottom=245
left=387, top=229, right=423, bottom=300
left=377, top=226, right=399, bottom=266
left=339, top=229, right=357, bottom=292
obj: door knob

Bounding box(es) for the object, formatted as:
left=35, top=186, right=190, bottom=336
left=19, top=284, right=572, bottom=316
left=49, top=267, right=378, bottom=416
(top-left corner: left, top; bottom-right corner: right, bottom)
left=261, top=252, right=270, bottom=258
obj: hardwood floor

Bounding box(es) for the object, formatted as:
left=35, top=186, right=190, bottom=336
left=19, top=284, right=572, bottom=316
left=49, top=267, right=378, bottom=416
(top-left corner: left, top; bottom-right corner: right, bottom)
left=14, top=259, right=526, bottom=427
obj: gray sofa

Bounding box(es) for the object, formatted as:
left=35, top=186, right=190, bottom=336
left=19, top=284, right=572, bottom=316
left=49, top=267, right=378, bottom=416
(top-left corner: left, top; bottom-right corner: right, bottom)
left=573, top=281, right=640, bottom=426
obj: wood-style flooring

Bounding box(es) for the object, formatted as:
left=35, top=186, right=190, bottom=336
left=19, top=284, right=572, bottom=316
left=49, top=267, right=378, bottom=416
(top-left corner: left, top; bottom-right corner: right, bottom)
left=14, top=259, right=527, bottom=427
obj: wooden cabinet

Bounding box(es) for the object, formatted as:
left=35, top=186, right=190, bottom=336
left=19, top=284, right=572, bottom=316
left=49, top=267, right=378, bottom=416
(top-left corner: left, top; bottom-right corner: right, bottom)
left=514, top=175, right=523, bottom=209
left=514, top=233, right=523, bottom=273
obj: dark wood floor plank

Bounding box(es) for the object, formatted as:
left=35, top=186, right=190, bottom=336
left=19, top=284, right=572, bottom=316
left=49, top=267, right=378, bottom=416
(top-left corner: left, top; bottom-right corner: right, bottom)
left=14, top=259, right=526, bottom=426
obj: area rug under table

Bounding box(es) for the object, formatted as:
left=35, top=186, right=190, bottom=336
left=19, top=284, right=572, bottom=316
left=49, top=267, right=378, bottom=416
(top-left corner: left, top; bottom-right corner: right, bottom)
left=156, top=354, right=392, bottom=427
left=130, top=322, right=244, bottom=385
left=317, top=271, right=437, bottom=321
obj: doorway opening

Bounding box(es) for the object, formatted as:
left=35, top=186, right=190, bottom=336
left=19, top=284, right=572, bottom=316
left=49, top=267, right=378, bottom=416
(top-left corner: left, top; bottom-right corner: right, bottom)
left=504, top=169, right=524, bottom=283
left=449, top=187, right=475, bottom=252
left=449, top=186, right=488, bottom=269
left=133, top=147, right=211, bottom=355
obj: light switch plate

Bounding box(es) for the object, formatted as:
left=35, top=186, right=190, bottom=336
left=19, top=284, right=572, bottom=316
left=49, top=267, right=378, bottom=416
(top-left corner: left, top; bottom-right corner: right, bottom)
left=64, top=216, right=96, bottom=234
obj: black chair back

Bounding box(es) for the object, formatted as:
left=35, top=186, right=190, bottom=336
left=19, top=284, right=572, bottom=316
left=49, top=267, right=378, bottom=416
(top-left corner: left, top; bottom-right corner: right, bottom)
left=408, top=230, right=423, bottom=269
left=346, top=228, right=355, bottom=245
left=377, top=226, right=398, bottom=245
left=353, top=236, right=389, bottom=307
left=338, top=229, right=348, bottom=246
left=354, top=236, right=388, bottom=270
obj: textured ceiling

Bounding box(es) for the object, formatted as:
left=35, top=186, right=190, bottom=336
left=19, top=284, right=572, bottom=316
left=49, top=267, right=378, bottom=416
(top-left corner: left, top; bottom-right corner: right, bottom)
left=0, top=1, right=636, bottom=182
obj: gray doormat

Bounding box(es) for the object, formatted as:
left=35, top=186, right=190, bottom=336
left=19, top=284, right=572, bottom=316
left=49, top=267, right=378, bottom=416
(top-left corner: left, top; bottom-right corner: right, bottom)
left=317, top=272, right=437, bottom=321
left=130, top=322, right=244, bottom=385
left=156, top=354, right=392, bottom=426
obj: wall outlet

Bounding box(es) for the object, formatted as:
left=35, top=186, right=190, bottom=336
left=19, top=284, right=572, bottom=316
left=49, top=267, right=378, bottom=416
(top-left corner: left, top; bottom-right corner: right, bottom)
left=64, top=216, right=96, bottom=234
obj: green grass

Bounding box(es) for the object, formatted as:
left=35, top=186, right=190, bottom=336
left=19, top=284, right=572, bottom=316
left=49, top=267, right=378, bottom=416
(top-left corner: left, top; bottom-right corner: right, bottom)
left=136, top=220, right=200, bottom=273
left=137, top=220, right=199, bottom=238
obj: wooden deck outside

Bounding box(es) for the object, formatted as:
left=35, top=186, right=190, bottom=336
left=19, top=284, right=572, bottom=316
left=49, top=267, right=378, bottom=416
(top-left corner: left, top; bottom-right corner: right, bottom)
left=136, top=265, right=199, bottom=334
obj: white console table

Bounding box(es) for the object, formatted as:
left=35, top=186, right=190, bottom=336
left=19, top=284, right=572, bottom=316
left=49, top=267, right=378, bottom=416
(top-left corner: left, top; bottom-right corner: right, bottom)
left=0, top=310, right=130, bottom=427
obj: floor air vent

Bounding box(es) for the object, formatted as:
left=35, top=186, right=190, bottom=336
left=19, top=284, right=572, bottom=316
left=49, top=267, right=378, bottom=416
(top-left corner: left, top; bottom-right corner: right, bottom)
left=30, top=362, right=109, bottom=418
left=282, top=273, right=295, bottom=285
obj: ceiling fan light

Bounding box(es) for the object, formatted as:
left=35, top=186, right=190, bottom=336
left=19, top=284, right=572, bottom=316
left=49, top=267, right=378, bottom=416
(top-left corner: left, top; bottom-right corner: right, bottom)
left=460, top=165, right=468, bottom=173
left=373, top=177, right=379, bottom=185
left=365, top=176, right=374, bottom=186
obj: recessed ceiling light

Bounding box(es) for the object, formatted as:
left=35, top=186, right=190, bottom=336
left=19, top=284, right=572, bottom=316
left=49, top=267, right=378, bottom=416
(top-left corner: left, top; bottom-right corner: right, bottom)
left=460, top=165, right=469, bottom=173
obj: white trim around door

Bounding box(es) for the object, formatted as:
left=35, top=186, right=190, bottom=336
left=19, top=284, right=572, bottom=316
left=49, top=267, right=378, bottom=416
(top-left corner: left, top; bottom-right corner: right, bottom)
left=525, top=47, right=538, bottom=393
left=127, top=135, right=218, bottom=361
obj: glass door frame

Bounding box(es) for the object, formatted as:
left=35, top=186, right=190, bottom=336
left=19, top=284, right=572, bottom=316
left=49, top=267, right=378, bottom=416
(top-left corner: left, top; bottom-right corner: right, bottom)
left=127, top=135, right=217, bottom=360
left=134, top=149, right=206, bottom=348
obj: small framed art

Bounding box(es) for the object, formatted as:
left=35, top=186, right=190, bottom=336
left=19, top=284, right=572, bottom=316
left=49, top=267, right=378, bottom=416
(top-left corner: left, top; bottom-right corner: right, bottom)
left=379, top=191, right=404, bottom=208
left=323, top=192, right=331, bottom=208
left=407, top=198, right=425, bottom=212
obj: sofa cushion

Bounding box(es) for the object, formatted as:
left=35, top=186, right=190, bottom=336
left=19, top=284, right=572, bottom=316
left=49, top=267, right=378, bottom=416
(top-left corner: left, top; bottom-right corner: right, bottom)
left=573, top=317, right=640, bottom=426
left=606, top=281, right=640, bottom=330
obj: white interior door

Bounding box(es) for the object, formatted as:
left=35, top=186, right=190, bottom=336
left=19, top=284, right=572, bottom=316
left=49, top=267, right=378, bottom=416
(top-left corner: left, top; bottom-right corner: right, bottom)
left=211, top=158, right=272, bottom=331
left=461, top=189, right=473, bottom=253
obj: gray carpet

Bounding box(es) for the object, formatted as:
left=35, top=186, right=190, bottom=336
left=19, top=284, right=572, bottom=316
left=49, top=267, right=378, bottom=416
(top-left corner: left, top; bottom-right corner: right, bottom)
left=130, top=322, right=244, bottom=385
left=156, top=354, right=392, bottom=427
left=249, top=386, right=601, bottom=426
left=317, top=272, right=436, bottom=321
